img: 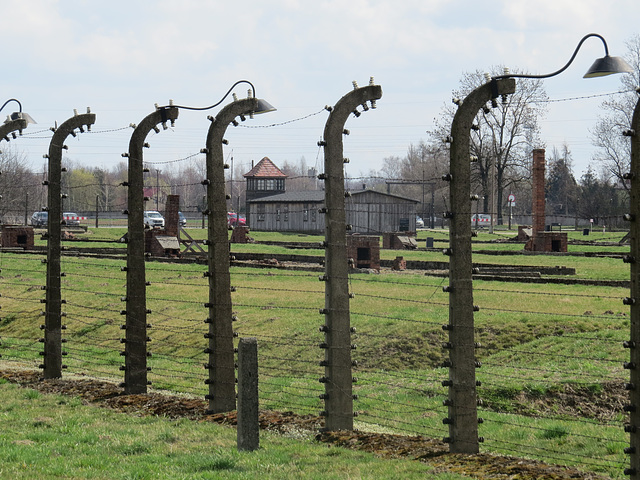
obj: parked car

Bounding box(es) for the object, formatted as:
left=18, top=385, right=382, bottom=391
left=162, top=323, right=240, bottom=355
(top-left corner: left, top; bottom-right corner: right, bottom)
left=416, top=216, right=425, bottom=228
left=143, top=210, right=165, bottom=228
left=63, top=212, right=81, bottom=226
left=30, top=211, right=48, bottom=228
left=227, top=212, right=246, bottom=227
left=178, top=211, right=187, bottom=227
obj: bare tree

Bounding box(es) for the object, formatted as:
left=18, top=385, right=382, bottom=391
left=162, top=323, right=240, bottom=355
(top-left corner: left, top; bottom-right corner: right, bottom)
left=591, top=34, right=640, bottom=193
left=279, top=156, right=319, bottom=192
left=546, top=143, right=578, bottom=217
left=379, top=155, right=403, bottom=180
left=369, top=142, right=449, bottom=220
left=429, top=67, right=547, bottom=223
left=0, top=147, right=41, bottom=223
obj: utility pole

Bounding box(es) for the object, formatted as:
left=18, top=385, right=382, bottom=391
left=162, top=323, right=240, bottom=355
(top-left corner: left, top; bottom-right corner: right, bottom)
left=156, top=168, right=161, bottom=210
left=489, top=155, right=497, bottom=234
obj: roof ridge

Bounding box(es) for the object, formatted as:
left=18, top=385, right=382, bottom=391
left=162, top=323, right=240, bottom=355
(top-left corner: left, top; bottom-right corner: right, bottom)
left=243, top=157, right=287, bottom=178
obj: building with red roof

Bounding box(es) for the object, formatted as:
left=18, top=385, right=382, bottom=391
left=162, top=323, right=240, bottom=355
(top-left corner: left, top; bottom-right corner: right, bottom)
left=243, top=157, right=287, bottom=202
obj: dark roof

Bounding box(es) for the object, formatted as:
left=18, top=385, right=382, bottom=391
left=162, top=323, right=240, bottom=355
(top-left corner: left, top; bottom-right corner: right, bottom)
left=243, top=157, right=287, bottom=178
left=247, top=189, right=418, bottom=204
left=352, top=189, right=419, bottom=203
left=248, top=190, right=325, bottom=203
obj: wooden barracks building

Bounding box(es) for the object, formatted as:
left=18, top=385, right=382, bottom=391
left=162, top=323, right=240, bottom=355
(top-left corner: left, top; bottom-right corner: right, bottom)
left=244, top=157, right=418, bottom=234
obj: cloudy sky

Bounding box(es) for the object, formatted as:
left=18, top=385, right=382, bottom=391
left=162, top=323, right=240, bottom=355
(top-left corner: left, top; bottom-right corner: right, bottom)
left=2, top=0, right=639, bottom=180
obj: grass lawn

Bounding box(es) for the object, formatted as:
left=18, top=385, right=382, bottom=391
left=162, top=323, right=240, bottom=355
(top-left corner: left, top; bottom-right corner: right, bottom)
left=0, top=380, right=466, bottom=480
left=1, top=228, right=634, bottom=478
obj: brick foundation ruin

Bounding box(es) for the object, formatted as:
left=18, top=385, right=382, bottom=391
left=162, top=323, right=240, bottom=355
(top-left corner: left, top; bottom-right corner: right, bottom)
left=145, top=195, right=181, bottom=257
left=382, top=232, right=417, bottom=250
left=347, top=235, right=380, bottom=270
left=230, top=226, right=254, bottom=244
left=1, top=225, right=34, bottom=249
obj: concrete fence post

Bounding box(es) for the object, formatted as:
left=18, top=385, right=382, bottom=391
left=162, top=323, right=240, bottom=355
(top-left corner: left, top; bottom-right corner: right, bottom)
left=123, top=106, right=178, bottom=394
left=204, top=97, right=259, bottom=413
left=445, top=78, right=515, bottom=453
left=319, top=80, right=382, bottom=431
left=43, top=110, right=96, bottom=380
left=0, top=118, right=28, bottom=366
left=237, top=337, right=259, bottom=452
left=625, top=95, right=640, bottom=477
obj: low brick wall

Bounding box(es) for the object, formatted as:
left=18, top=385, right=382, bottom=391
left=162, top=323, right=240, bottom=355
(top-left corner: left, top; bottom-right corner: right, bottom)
left=525, top=231, right=568, bottom=253
left=347, top=235, right=380, bottom=270
left=382, top=232, right=417, bottom=249
left=231, top=226, right=253, bottom=244
left=1, top=225, right=34, bottom=248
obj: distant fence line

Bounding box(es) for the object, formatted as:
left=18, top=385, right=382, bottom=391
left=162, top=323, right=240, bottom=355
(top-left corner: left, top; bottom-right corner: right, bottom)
left=1, top=82, right=638, bottom=477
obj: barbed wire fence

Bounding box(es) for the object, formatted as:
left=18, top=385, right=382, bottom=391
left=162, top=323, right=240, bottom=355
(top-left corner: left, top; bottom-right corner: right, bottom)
left=1, top=89, right=637, bottom=477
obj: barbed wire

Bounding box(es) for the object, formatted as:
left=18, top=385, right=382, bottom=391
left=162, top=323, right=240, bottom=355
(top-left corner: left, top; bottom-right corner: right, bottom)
left=238, top=108, right=327, bottom=128
left=533, top=88, right=637, bottom=104
left=1, top=222, right=634, bottom=476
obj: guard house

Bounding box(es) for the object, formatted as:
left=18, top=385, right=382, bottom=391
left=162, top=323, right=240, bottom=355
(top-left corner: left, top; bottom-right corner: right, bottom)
left=244, top=157, right=287, bottom=203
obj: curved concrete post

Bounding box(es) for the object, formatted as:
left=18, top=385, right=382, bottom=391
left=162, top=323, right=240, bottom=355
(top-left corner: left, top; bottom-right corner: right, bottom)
left=0, top=118, right=27, bottom=144
left=124, top=106, right=179, bottom=394
left=321, top=82, right=382, bottom=431
left=0, top=119, right=27, bottom=367
left=44, top=111, right=96, bottom=379
left=445, top=78, right=515, bottom=453
left=205, top=97, right=258, bottom=413
left=626, top=96, right=640, bottom=477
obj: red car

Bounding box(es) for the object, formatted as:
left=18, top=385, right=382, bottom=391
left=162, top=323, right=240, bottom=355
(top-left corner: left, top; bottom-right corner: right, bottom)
left=227, top=212, right=246, bottom=227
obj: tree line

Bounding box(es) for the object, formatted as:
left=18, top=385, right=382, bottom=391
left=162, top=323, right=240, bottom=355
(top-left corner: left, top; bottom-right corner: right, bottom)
left=362, top=34, right=640, bottom=227
left=1, top=35, right=638, bottom=226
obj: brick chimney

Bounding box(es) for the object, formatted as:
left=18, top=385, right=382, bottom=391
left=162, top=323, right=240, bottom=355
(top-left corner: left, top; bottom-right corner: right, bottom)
left=164, top=194, right=180, bottom=236
left=531, top=149, right=546, bottom=237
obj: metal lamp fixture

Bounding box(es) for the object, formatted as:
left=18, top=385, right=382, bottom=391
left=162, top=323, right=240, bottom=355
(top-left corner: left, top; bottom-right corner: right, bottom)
left=162, top=80, right=276, bottom=114
left=583, top=52, right=634, bottom=78
left=1, top=98, right=37, bottom=124
left=492, top=33, right=633, bottom=81
left=254, top=97, right=276, bottom=115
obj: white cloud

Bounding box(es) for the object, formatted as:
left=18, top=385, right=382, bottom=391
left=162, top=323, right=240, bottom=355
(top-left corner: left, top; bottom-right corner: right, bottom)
left=3, top=0, right=639, bottom=174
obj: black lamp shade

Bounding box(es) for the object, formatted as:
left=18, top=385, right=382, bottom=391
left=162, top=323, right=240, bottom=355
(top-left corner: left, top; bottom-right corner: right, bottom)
left=8, top=111, right=37, bottom=124
left=584, top=55, right=634, bottom=78
left=254, top=98, right=276, bottom=115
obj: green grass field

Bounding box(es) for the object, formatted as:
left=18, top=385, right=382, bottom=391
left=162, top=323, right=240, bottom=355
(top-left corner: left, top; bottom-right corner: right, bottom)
left=1, top=380, right=466, bottom=480
left=1, top=227, right=634, bottom=478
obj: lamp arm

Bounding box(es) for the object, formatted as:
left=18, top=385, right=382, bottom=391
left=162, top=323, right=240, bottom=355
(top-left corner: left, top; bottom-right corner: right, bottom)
left=0, top=98, right=22, bottom=113
left=493, top=33, right=609, bottom=80
left=159, top=80, right=256, bottom=111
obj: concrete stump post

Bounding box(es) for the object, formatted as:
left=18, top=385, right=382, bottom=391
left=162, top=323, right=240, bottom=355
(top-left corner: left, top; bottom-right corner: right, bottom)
left=237, top=337, right=259, bottom=452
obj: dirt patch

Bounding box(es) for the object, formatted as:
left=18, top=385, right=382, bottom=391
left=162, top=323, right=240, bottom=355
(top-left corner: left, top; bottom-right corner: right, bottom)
left=483, top=382, right=628, bottom=423
left=0, top=368, right=615, bottom=479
